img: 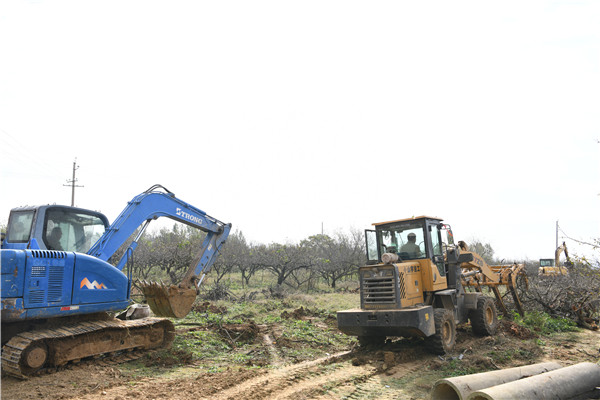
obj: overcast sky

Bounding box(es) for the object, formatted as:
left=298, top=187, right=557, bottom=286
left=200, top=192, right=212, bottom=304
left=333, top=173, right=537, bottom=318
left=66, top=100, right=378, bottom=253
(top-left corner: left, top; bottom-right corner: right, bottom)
left=1, top=1, right=598, bottom=263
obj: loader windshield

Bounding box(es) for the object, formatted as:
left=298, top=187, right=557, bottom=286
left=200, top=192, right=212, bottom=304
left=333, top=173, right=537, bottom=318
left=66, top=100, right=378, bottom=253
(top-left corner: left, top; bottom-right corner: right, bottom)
left=378, top=222, right=426, bottom=260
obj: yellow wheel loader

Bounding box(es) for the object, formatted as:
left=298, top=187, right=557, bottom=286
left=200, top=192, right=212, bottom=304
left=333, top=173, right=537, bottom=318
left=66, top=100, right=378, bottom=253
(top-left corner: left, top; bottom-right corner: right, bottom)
left=337, top=216, right=526, bottom=354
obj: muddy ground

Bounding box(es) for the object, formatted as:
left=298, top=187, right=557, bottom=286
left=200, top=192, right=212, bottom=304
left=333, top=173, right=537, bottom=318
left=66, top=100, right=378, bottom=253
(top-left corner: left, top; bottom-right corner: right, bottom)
left=2, top=310, right=600, bottom=400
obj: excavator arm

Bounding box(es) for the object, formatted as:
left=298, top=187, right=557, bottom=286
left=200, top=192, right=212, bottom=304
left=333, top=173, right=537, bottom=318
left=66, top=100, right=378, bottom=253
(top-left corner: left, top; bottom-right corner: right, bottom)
left=555, top=241, right=573, bottom=269
left=88, top=185, right=231, bottom=318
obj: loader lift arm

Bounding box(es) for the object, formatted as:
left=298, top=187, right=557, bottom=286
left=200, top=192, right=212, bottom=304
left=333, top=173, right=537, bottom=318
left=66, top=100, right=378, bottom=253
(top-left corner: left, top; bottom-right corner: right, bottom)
left=88, top=185, right=231, bottom=317
left=458, top=241, right=526, bottom=317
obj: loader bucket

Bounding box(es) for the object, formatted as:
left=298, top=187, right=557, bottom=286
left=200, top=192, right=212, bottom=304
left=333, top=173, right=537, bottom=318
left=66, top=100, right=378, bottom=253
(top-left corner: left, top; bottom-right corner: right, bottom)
left=139, top=281, right=197, bottom=318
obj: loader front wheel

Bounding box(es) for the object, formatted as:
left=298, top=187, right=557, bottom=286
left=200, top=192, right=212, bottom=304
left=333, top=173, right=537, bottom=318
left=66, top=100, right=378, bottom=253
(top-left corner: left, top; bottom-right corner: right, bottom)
left=427, top=309, right=456, bottom=354
left=470, top=296, right=498, bottom=336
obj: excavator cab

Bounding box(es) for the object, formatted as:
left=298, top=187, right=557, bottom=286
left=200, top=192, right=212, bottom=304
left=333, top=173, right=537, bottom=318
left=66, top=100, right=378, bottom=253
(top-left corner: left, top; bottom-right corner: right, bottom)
left=2, top=205, right=109, bottom=253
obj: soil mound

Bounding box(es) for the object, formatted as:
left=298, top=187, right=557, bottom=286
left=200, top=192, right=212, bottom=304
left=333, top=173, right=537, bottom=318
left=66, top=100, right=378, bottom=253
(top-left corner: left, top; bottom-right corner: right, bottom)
left=192, top=301, right=227, bottom=314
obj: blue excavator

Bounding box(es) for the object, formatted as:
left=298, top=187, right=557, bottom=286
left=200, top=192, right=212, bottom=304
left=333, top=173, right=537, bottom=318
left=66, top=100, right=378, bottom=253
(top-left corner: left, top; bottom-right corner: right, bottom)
left=1, top=185, right=231, bottom=378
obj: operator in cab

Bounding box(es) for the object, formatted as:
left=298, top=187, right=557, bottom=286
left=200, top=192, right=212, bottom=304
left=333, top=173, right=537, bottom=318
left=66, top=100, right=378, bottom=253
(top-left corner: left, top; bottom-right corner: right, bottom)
left=47, top=227, right=64, bottom=251
left=400, top=232, right=422, bottom=258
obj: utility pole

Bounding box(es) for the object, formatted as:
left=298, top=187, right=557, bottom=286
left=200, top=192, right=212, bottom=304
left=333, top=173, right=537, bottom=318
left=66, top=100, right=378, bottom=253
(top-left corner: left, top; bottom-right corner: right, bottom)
left=64, top=159, right=83, bottom=206
left=555, top=220, right=559, bottom=250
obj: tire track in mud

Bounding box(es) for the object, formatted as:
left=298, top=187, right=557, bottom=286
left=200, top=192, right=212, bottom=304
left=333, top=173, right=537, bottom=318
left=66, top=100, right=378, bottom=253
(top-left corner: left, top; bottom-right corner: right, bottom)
left=319, top=374, right=410, bottom=400
left=312, top=358, right=425, bottom=400
left=330, top=375, right=397, bottom=400
left=268, top=362, right=376, bottom=400
left=211, top=353, right=426, bottom=400
left=211, top=351, right=378, bottom=400
left=262, top=331, right=285, bottom=367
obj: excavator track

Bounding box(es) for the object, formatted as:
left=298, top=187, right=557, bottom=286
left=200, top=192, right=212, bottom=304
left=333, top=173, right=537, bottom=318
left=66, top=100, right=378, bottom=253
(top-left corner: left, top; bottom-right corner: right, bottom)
left=1, top=317, right=175, bottom=379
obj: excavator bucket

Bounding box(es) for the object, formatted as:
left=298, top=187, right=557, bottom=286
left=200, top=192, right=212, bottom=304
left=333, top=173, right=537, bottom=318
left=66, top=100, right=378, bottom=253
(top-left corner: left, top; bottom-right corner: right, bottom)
left=139, top=281, right=197, bottom=318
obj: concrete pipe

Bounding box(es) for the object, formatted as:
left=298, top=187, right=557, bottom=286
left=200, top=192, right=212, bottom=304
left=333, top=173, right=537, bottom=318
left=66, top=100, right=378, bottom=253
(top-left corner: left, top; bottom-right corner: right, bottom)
left=467, top=362, right=600, bottom=400
left=431, top=362, right=563, bottom=400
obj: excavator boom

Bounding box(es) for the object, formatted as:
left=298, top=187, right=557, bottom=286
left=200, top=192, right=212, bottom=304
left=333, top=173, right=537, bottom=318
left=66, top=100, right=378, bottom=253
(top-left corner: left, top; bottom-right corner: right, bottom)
left=88, top=185, right=231, bottom=317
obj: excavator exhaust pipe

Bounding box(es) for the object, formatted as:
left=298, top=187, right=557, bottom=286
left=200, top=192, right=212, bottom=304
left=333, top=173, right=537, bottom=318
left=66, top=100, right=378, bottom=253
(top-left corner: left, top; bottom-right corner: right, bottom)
left=139, top=281, right=198, bottom=318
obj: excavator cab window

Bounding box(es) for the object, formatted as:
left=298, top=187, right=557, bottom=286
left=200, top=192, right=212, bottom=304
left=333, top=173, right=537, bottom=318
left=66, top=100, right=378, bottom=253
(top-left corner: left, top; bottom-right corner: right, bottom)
left=6, top=210, right=35, bottom=243
left=43, top=208, right=107, bottom=253
left=540, top=259, right=554, bottom=267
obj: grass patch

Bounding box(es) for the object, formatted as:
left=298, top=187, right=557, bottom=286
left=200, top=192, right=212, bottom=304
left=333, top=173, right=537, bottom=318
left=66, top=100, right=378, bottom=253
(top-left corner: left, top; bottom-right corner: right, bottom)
left=281, top=319, right=328, bottom=344
left=121, top=281, right=361, bottom=377
left=513, top=311, right=580, bottom=335
left=437, top=359, right=480, bottom=377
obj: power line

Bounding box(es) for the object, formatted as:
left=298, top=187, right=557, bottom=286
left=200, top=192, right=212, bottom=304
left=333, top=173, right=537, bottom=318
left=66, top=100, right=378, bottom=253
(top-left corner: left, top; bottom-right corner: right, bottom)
left=1, top=129, right=64, bottom=178
left=558, top=225, right=599, bottom=249
left=63, top=159, right=84, bottom=206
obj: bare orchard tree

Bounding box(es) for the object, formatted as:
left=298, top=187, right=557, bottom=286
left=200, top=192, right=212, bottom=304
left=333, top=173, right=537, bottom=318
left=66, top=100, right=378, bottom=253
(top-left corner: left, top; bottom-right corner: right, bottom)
left=149, top=224, right=206, bottom=285
left=210, top=230, right=249, bottom=285
left=300, top=234, right=334, bottom=286
left=257, top=242, right=311, bottom=286
left=287, top=263, right=319, bottom=291
left=130, top=236, right=161, bottom=281
left=239, top=242, right=265, bottom=287
left=329, top=229, right=365, bottom=288
left=463, top=238, right=497, bottom=264
left=302, top=230, right=364, bottom=289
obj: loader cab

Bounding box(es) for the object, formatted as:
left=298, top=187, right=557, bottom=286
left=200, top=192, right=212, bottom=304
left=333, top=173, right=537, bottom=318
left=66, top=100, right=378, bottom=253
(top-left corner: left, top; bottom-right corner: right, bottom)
left=3, top=205, right=109, bottom=253
left=365, top=216, right=448, bottom=273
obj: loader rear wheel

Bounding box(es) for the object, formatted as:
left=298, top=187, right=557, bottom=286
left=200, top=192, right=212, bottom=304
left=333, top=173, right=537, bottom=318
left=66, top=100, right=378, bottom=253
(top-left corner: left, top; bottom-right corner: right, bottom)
left=470, top=296, right=498, bottom=336
left=427, top=309, right=456, bottom=355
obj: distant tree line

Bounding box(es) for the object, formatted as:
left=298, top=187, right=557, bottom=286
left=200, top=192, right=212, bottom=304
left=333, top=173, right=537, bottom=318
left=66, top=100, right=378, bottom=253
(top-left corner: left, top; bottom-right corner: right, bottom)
left=128, top=224, right=366, bottom=291
left=121, top=225, right=600, bottom=327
